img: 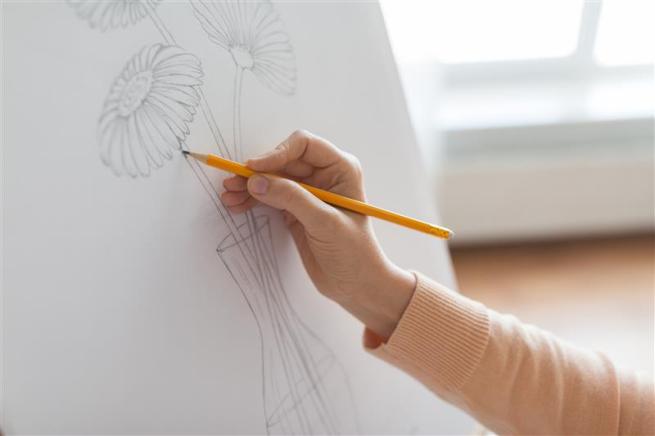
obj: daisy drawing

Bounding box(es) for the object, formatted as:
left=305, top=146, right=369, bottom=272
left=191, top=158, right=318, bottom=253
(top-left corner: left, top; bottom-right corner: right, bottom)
left=98, top=43, right=203, bottom=177
left=68, top=0, right=162, bottom=31
left=191, top=0, right=297, bottom=159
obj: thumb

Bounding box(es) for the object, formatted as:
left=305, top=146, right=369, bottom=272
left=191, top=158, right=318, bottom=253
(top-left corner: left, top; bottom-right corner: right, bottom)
left=247, top=175, right=337, bottom=233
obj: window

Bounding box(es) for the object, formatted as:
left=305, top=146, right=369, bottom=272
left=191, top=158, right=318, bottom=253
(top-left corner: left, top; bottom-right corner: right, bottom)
left=595, top=0, right=655, bottom=66
left=381, top=1, right=654, bottom=129
left=380, top=1, right=654, bottom=242
left=381, top=0, right=584, bottom=64
left=382, top=0, right=653, bottom=68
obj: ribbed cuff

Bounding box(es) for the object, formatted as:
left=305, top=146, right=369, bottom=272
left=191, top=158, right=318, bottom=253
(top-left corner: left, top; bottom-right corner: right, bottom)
left=365, top=272, right=490, bottom=393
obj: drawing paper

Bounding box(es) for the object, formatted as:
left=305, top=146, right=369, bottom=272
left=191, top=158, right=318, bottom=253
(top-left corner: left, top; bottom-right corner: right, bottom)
left=3, top=1, right=472, bottom=433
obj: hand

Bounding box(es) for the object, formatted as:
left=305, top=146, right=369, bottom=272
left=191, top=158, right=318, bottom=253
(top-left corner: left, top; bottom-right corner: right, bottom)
left=220, top=130, right=416, bottom=339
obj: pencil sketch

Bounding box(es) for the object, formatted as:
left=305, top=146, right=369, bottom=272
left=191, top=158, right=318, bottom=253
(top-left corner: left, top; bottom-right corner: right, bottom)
left=98, top=43, right=202, bottom=177
left=69, top=1, right=358, bottom=433
left=191, top=0, right=297, bottom=300
left=68, top=0, right=162, bottom=31
left=191, top=0, right=296, bottom=160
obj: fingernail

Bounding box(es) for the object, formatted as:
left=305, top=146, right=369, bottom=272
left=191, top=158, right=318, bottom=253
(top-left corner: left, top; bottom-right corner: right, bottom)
left=249, top=175, right=269, bottom=195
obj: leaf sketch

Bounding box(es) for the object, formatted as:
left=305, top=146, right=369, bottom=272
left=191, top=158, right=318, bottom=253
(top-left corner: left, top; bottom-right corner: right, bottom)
left=68, top=0, right=162, bottom=31
left=70, top=1, right=359, bottom=434
left=98, top=43, right=202, bottom=177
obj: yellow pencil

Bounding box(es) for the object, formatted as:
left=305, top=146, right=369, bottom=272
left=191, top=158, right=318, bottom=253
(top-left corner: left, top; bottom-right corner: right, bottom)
left=183, top=151, right=453, bottom=240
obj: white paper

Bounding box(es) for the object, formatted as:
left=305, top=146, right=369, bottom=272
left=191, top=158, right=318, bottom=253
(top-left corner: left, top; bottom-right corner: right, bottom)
left=2, top=1, right=471, bottom=433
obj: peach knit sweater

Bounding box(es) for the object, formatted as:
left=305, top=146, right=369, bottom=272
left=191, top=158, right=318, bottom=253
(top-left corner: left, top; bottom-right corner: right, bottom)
left=365, top=273, right=654, bottom=435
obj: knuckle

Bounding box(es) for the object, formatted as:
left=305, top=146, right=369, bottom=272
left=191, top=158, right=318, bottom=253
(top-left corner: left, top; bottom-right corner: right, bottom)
left=343, top=152, right=363, bottom=179
left=283, top=129, right=313, bottom=161
left=273, top=140, right=292, bottom=164
left=290, top=129, right=310, bottom=141
left=290, top=129, right=313, bottom=152
left=275, top=140, right=289, bottom=152
left=280, top=180, right=300, bottom=206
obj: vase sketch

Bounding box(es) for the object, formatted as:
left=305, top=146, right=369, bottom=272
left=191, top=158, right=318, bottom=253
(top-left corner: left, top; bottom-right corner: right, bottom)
left=218, top=215, right=358, bottom=434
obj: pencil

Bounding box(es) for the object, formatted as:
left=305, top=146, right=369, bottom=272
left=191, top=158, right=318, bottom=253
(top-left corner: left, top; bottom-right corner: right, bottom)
left=183, top=150, right=453, bottom=240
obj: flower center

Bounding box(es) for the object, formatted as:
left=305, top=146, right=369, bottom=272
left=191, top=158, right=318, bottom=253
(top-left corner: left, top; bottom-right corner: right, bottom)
left=118, top=71, right=153, bottom=117
left=230, top=45, right=255, bottom=69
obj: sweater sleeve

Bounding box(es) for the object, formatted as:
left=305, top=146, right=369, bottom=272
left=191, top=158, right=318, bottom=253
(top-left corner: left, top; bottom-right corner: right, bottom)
left=365, top=272, right=655, bottom=435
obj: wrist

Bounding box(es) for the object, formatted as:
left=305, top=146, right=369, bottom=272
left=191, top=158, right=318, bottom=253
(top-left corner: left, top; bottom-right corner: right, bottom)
left=375, top=264, right=416, bottom=339
left=343, top=261, right=416, bottom=340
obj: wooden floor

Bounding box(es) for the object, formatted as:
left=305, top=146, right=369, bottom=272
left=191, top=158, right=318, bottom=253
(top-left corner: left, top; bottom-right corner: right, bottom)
left=451, top=235, right=655, bottom=376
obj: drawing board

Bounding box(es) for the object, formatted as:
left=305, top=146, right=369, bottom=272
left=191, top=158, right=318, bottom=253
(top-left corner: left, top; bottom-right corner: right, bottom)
left=2, top=1, right=473, bottom=433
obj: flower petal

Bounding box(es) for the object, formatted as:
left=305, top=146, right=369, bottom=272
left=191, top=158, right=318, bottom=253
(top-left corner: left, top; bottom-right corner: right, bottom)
left=144, top=43, right=162, bottom=70
left=191, top=0, right=233, bottom=49
left=142, top=102, right=182, bottom=152
left=147, top=93, right=192, bottom=133
left=150, top=83, right=200, bottom=108
left=252, top=62, right=296, bottom=96
left=136, top=106, right=169, bottom=164
left=191, top=0, right=296, bottom=96
left=97, top=43, right=201, bottom=177
left=106, top=118, right=126, bottom=176
left=151, top=89, right=195, bottom=119
left=98, top=117, right=122, bottom=172
left=155, top=73, right=203, bottom=87
left=156, top=52, right=202, bottom=70
left=68, top=0, right=160, bottom=31
left=127, top=112, right=151, bottom=176
left=117, top=119, right=138, bottom=178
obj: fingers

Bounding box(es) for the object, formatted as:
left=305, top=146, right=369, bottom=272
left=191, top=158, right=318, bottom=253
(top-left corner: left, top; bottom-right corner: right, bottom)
left=224, top=129, right=365, bottom=220
left=284, top=160, right=314, bottom=178
left=222, top=175, right=247, bottom=191
left=247, top=174, right=339, bottom=235
left=221, top=175, right=256, bottom=213
left=225, top=196, right=258, bottom=214
left=221, top=190, right=250, bottom=207
left=246, top=130, right=342, bottom=173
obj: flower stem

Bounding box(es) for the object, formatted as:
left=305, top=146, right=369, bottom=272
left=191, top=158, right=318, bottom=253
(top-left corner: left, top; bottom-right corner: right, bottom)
left=146, top=4, right=174, bottom=43
left=147, top=5, right=231, bottom=160
left=233, top=66, right=244, bottom=161
left=232, top=65, right=267, bottom=289
left=228, top=53, right=336, bottom=430
left=145, top=4, right=258, bottom=268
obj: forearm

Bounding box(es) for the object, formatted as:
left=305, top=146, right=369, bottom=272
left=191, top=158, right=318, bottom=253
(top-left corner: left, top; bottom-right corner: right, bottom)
left=365, top=273, right=655, bottom=435
left=234, top=135, right=654, bottom=433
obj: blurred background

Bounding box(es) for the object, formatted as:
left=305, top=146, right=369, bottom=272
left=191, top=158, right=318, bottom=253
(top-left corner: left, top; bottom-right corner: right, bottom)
left=381, top=0, right=653, bottom=376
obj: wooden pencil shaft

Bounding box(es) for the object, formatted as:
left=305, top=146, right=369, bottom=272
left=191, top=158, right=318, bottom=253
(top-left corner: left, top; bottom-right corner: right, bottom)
left=190, top=152, right=453, bottom=239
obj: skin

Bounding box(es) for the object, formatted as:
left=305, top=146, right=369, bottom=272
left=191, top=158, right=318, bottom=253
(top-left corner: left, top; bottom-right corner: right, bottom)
left=221, top=129, right=416, bottom=340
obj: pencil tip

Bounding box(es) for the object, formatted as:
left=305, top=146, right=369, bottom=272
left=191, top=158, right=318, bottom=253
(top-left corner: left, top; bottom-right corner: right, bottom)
left=181, top=150, right=207, bottom=163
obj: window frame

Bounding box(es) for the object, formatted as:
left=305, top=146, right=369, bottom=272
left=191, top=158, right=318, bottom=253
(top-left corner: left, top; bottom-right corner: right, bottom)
left=438, top=1, right=651, bottom=86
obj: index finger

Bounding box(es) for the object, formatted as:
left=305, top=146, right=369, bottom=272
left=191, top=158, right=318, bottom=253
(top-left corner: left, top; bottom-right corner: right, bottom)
left=246, top=130, right=342, bottom=173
